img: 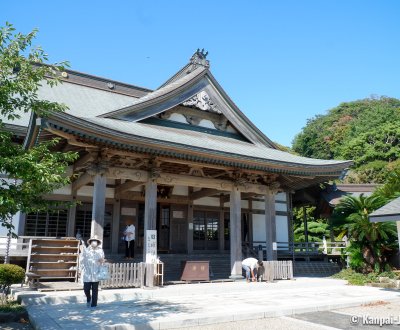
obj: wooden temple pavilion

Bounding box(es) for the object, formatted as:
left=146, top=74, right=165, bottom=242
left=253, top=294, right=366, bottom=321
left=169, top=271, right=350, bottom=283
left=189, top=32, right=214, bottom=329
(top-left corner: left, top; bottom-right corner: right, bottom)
left=7, top=50, right=352, bottom=278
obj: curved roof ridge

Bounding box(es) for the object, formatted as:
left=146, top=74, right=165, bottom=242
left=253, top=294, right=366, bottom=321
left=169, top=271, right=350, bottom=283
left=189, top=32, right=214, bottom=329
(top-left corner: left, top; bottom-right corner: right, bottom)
left=100, top=66, right=208, bottom=119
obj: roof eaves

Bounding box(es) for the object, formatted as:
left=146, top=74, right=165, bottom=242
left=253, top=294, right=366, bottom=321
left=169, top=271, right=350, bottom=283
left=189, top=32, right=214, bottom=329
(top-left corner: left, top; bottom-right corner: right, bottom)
left=46, top=113, right=352, bottom=176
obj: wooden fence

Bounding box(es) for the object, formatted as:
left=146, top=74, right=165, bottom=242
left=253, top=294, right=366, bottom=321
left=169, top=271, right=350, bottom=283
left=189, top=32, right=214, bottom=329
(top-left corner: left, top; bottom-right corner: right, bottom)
left=262, top=260, right=293, bottom=281
left=99, top=262, right=163, bottom=288
left=100, top=262, right=146, bottom=288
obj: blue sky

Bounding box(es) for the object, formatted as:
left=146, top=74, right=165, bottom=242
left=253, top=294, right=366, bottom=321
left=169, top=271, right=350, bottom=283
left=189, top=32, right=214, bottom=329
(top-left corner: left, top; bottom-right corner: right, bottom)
left=2, top=1, right=400, bottom=146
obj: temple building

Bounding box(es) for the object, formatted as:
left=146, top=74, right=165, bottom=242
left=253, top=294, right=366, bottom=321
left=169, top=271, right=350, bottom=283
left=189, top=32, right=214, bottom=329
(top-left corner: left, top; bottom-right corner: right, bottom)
left=5, top=50, right=351, bottom=278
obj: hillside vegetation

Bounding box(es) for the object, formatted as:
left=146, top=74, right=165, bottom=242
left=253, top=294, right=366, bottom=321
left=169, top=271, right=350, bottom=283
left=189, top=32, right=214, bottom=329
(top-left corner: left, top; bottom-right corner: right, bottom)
left=292, top=96, right=400, bottom=183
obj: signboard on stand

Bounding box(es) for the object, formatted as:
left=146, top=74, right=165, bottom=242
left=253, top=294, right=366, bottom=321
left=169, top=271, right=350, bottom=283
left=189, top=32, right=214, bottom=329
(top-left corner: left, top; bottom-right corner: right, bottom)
left=145, top=230, right=157, bottom=264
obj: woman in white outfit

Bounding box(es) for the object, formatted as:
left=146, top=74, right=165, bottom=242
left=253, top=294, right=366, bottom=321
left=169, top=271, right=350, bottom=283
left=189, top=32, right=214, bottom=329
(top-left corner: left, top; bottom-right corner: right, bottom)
left=79, top=235, right=105, bottom=308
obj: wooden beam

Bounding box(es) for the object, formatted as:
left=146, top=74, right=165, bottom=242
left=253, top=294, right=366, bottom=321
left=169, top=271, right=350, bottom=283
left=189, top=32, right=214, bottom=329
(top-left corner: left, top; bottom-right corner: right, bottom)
left=72, top=172, right=92, bottom=192
left=221, top=192, right=260, bottom=204
left=107, top=167, right=270, bottom=195
left=189, top=188, right=220, bottom=201
left=115, top=180, right=143, bottom=198
left=74, top=152, right=95, bottom=171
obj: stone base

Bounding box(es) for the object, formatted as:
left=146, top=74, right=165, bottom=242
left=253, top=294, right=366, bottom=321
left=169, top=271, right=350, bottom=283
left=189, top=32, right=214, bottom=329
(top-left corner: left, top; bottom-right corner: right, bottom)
left=229, top=274, right=244, bottom=281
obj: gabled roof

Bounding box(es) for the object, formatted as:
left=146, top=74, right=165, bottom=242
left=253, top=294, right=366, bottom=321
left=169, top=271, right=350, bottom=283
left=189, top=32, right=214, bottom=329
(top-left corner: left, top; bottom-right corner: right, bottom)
left=100, top=53, right=276, bottom=148
left=369, top=196, right=400, bottom=223
left=23, top=50, right=353, bottom=183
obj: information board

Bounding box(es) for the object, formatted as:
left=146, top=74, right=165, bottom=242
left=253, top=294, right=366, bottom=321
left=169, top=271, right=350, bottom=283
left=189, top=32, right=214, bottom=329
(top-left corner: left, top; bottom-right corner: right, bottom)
left=145, top=230, right=157, bottom=264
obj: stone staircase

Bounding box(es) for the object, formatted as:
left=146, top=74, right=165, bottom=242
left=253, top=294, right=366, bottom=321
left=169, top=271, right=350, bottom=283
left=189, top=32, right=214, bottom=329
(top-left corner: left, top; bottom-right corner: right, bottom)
left=106, top=253, right=232, bottom=282
left=106, top=253, right=342, bottom=280
left=293, top=261, right=341, bottom=277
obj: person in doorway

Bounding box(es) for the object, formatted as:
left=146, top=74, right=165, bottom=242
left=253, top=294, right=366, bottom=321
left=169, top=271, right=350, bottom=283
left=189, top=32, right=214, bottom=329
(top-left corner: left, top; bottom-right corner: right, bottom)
left=123, top=221, right=135, bottom=259
left=242, top=257, right=263, bottom=282
left=79, top=235, right=105, bottom=308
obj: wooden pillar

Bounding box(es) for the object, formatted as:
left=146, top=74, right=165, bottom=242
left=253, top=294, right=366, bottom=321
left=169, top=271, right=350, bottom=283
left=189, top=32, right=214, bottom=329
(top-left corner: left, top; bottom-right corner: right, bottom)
left=111, top=199, right=121, bottom=254
left=187, top=188, right=194, bottom=254
left=90, top=173, right=107, bottom=241
left=143, top=179, right=157, bottom=262
left=67, top=197, right=77, bottom=237
left=229, top=188, right=243, bottom=279
left=218, top=196, right=225, bottom=253
left=265, top=189, right=277, bottom=260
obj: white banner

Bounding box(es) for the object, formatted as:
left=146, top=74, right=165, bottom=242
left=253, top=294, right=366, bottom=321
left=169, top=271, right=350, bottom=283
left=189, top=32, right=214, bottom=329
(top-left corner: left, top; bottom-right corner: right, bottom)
left=145, top=230, right=157, bottom=264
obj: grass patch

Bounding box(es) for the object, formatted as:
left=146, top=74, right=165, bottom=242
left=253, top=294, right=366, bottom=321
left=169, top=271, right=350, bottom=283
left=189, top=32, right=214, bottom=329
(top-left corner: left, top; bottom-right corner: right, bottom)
left=0, top=300, right=26, bottom=313
left=331, top=268, right=400, bottom=286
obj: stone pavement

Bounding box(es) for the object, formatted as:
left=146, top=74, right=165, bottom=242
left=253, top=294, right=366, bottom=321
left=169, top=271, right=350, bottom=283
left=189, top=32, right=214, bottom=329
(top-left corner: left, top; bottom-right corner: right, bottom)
left=13, top=278, right=400, bottom=329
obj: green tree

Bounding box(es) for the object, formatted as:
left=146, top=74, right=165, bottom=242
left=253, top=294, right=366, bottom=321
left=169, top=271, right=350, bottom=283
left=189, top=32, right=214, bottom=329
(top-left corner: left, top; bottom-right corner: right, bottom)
left=331, top=194, right=397, bottom=272
left=0, top=23, right=77, bottom=239
left=292, top=206, right=330, bottom=242
left=292, top=97, right=400, bottom=183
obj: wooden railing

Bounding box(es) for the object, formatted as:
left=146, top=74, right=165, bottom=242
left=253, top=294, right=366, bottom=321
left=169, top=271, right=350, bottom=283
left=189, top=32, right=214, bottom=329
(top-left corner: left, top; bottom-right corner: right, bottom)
left=252, top=239, right=348, bottom=257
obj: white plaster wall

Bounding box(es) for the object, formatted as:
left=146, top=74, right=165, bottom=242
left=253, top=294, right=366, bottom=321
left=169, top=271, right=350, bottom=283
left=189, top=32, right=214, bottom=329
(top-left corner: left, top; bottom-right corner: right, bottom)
left=52, top=184, right=71, bottom=195
left=252, top=214, right=266, bottom=242
left=198, top=119, right=215, bottom=129
left=276, top=215, right=289, bottom=243
left=275, top=202, right=288, bottom=212
left=275, top=192, right=287, bottom=202
left=252, top=201, right=265, bottom=210
left=172, top=186, right=188, bottom=196
left=193, top=197, right=220, bottom=207
left=168, top=113, right=187, bottom=123
left=252, top=214, right=288, bottom=245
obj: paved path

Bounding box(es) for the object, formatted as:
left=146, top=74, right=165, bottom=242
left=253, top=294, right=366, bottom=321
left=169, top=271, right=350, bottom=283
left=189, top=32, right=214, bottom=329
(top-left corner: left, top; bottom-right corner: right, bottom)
left=13, top=278, right=400, bottom=329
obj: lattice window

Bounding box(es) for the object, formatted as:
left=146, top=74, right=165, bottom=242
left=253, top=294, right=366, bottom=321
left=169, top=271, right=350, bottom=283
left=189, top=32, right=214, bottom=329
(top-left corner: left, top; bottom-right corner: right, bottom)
left=25, top=210, right=68, bottom=237
left=75, top=208, right=92, bottom=241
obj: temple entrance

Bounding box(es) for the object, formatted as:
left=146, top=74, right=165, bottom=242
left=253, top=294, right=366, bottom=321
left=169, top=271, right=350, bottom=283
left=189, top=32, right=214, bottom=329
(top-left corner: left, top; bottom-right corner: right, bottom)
left=75, top=203, right=112, bottom=250
left=158, top=204, right=170, bottom=252
left=137, top=203, right=170, bottom=252
left=193, top=210, right=219, bottom=250
left=224, top=212, right=250, bottom=250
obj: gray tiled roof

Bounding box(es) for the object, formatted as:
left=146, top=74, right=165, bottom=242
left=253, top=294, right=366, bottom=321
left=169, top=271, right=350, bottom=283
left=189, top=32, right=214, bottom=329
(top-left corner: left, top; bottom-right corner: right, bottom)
left=1, top=81, right=138, bottom=127
left=80, top=116, right=351, bottom=168
left=369, top=196, right=400, bottom=222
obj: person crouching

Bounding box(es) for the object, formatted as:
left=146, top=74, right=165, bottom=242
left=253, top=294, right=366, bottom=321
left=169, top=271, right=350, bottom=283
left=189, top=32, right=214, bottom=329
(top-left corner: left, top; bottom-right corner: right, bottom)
left=242, top=257, right=263, bottom=282
left=79, top=235, right=105, bottom=308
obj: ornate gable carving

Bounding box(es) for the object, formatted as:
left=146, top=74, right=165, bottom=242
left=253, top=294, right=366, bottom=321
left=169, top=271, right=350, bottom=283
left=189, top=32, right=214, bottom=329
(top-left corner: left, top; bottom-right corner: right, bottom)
left=182, top=91, right=221, bottom=114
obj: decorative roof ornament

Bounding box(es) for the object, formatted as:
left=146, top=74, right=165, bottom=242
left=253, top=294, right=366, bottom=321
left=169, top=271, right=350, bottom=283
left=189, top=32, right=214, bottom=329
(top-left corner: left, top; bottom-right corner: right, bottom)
left=189, top=48, right=210, bottom=69
left=182, top=91, right=221, bottom=114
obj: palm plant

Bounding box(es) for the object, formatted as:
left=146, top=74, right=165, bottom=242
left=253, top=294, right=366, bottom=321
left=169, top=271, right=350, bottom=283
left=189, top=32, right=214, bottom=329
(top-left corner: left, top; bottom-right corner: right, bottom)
left=331, top=194, right=397, bottom=272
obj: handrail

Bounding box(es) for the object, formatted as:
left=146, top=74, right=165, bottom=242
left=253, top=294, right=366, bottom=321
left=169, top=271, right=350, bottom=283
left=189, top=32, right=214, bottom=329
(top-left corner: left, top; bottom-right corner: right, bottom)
left=251, top=240, right=347, bottom=255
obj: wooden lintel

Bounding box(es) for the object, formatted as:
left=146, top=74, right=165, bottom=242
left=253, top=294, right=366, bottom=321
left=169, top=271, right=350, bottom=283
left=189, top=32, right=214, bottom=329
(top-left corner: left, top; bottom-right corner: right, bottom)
left=189, top=188, right=220, bottom=201
left=106, top=167, right=268, bottom=195
left=119, top=191, right=189, bottom=204
left=221, top=192, right=261, bottom=204
left=72, top=172, right=92, bottom=192
left=115, top=180, right=143, bottom=198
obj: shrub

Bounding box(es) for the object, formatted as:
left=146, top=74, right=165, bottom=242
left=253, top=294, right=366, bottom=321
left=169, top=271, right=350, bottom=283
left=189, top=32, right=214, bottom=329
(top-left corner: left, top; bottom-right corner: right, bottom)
left=0, top=264, right=25, bottom=299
